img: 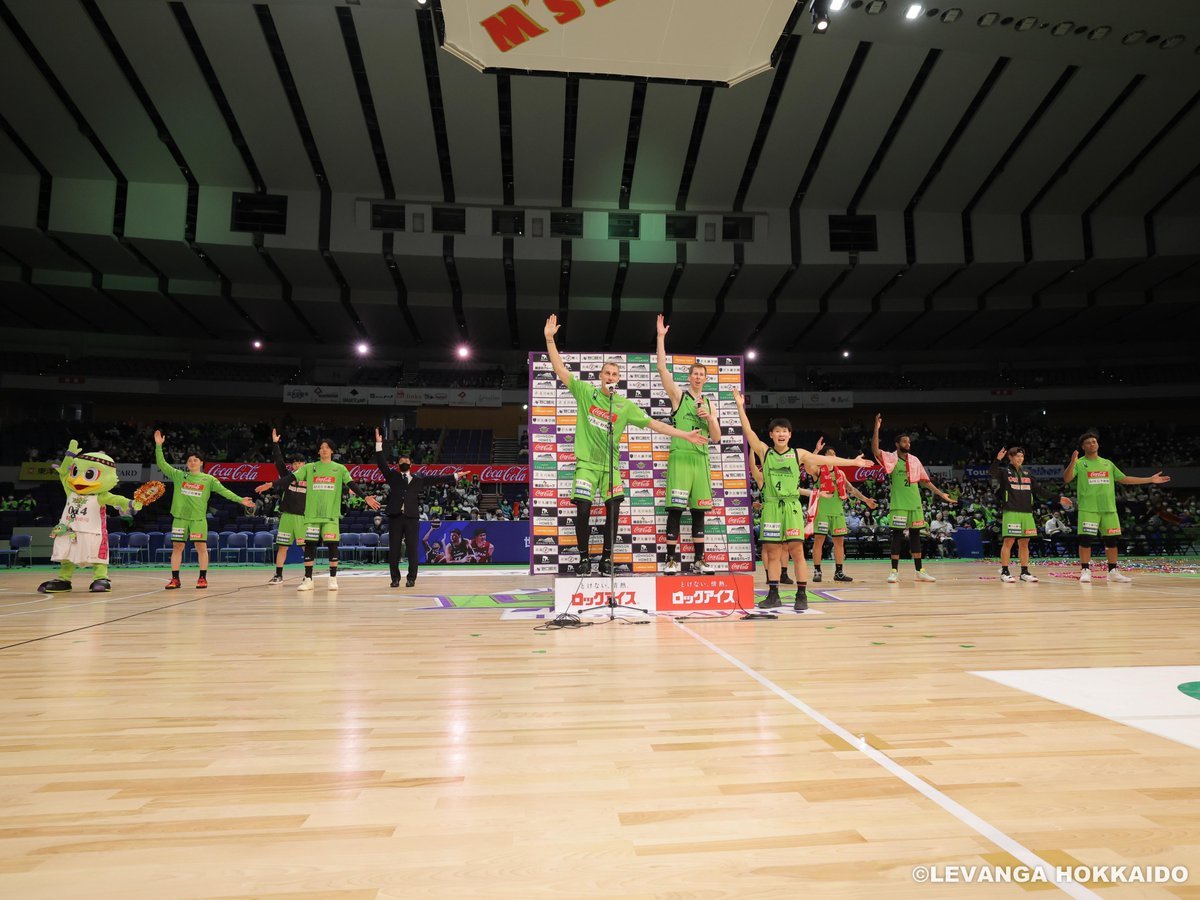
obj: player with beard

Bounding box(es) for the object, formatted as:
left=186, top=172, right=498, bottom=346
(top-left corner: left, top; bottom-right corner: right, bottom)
left=656, top=315, right=722, bottom=574
left=544, top=315, right=708, bottom=576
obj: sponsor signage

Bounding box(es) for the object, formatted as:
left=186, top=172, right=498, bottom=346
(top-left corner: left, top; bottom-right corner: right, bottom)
left=553, top=576, right=657, bottom=614
left=283, top=385, right=502, bottom=407
left=201, top=462, right=529, bottom=484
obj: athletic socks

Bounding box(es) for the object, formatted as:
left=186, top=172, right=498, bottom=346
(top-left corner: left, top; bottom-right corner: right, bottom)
left=1020, top=566, right=1030, bottom=575
left=275, top=566, right=284, bottom=578
left=834, top=564, right=844, bottom=576
left=1000, top=565, right=1011, bottom=575
left=813, top=564, right=822, bottom=574
left=914, top=558, right=923, bottom=572
left=329, top=566, right=337, bottom=577
left=1080, top=562, right=1091, bottom=570
left=890, top=559, right=899, bottom=571
left=304, top=564, right=314, bottom=579
left=171, top=570, right=180, bottom=579
left=199, top=570, right=207, bottom=580
left=1107, top=562, right=1119, bottom=571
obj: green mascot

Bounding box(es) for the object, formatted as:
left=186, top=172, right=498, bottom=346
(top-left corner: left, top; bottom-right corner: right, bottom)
left=37, top=440, right=164, bottom=594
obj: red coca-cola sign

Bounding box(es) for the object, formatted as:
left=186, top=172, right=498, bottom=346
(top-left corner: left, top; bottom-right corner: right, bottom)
left=202, top=462, right=530, bottom=484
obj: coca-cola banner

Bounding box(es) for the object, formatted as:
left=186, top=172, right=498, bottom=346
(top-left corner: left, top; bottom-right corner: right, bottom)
left=198, top=462, right=528, bottom=484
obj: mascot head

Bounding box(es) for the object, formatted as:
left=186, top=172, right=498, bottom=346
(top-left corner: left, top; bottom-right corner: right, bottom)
left=68, top=452, right=119, bottom=495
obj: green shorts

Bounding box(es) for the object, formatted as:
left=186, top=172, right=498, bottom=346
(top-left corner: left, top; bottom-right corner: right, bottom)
left=572, top=462, right=624, bottom=503
left=1002, top=511, right=1037, bottom=538
left=171, top=518, right=209, bottom=543
left=813, top=496, right=847, bottom=537
left=305, top=520, right=341, bottom=542
left=665, top=453, right=713, bottom=510
left=276, top=513, right=306, bottom=546
left=760, top=497, right=806, bottom=543
left=888, top=507, right=926, bottom=530
left=1078, top=510, right=1121, bottom=537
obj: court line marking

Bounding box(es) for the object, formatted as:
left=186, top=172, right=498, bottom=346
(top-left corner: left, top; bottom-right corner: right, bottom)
left=673, top=618, right=1102, bottom=900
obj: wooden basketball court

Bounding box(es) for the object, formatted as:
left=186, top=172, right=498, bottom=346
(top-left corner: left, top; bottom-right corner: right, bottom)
left=1, top=560, right=1198, bottom=897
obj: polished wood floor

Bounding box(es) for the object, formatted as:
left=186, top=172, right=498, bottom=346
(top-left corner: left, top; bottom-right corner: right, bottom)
left=1, top=560, right=1198, bottom=898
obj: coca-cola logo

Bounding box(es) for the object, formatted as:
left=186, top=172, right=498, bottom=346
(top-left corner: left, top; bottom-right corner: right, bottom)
left=480, top=465, right=528, bottom=483
left=204, top=462, right=272, bottom=481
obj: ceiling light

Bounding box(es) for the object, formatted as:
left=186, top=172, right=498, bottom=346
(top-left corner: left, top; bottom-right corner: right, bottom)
left=905, top=4, right=923, bottom=20
left=842, top=350, right=851, bottom=358
left=811, top=0, right=831, bottom=32
left=1015, top=17, right=1036, bottom=32
left=1121, top=30, right=1146, bottom=45
left=251, top=340, right=263, bottom=350
left=830, top=0, right=848, bottom=10
left=746, top=349, right=758, bottom=361
left=355, top=342, right=369, bottom=356
left=456, top=344, right=471, bottom=359
left=1050, top=21, right=1074, bottom=37
left=1160, top=34, right=1185, bottom=49
left=865, top=1, right=887, bottom=15
left=1089, top=26, right=1111, bottom=41
left=941, top=8, right=961, bottom=23
left=977, top=12, right=999, bottom=27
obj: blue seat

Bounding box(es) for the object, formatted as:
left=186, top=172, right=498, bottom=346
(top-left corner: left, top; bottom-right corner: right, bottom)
left=248, top=531, right=275, bottom=564
left=120, top=532, right=150, bottom=566
left=219, top=532, right=248, bottom=564
left=338, top=532, right=361, bottom=563
left=358, top=532, right=380, bottom=563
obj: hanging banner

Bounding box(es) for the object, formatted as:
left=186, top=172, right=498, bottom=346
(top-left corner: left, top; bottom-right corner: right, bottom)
left=201, top=462, right=528, bottom=484
left=283, top=385, right=502, bottom=407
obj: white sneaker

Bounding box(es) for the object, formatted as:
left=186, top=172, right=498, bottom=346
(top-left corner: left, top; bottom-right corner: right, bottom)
left=1108, top=570, right=1132, bottom=583
left=915, top=570, right=937, bottom=583
left=1019, top=572, right=1039, bottom=583
left=297, top=577, right=314, bottom=592
left=663, top=558, right=681, bottom=574
left=693, top=558, right=717, bottom=575
left=1079, top=568, right=1092, bottom=584
left=328, top=577, right=339, bottom=591
left=999, top=572, right=1016, bottom=583
left=887, top=571, right=899, bottom=584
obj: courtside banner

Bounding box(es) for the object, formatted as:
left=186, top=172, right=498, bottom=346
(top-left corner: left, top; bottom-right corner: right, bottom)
left=528, top=351, right=754, bottom=576
left=655, top=574, right=755, bottom=613
left=416, top=521, right=529, bottom=566
left=202, top=463, right=528, bottom=484
left=553, top=576, right=658, bottom=614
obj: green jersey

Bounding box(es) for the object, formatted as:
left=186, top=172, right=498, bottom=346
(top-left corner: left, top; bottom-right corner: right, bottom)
left=889, top=456, right=922, bottom=508
left=762, top=448, right=800, bottom=501
left=155, top=445, right=244, bottom=519
left=1073, top=455, right=1124, bottom=513
left=669, top=391, right=713, bottom=458
left=568, top=377, right=651, bottom=468
left=294, top=460, right=355, bottom=521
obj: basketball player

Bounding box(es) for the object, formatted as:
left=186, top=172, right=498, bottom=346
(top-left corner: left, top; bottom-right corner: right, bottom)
left=655, top=315, right=721, bottom=573
left=255, top=429, right=308, bottom=585
left=544, top=314, right=707, bottom=576
left=1064, top=431, right=1171, bottom=583
left=735, top=389, right=871, bottom=611
left=809, top=446, right=878, bottom=583
left=871, top=413, right=956, bottom=584
left=154, top=429, right=254, bottom=590
left=991, top=446, right=1073, bottom=583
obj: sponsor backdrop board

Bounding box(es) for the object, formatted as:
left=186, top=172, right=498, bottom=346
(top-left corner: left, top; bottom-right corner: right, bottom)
left=171, top=463, right=527, bottom=485
left=528, top=351, right=753, bottom=576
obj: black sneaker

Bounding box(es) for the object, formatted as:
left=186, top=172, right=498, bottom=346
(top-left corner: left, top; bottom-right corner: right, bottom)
left=267, top=574, right=284, bottom=586
left=779, top=571, right=794, bottom=585
left=405, top=576, right=416, bottom=588
left=833, top=571, right=853, bottom=583
left=390, top=578, right=401, bottom=588
left=794, top=591, right=808, bottom=612
left=598, top=557, right=614, bottom=576
left=758, top=589, right=782, bottom=609
left=812, top=570, right=823, bottom=583
left=573, top=559, right=592, bottom=577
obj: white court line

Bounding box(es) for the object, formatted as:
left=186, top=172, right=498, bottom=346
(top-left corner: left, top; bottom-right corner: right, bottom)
left=0, top=586, right=170, bottom=619
left=672, top=619, right=1102, bottom=900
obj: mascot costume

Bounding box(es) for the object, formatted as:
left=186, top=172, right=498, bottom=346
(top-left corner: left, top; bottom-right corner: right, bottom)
left=37, top=440, right=164, bottom=594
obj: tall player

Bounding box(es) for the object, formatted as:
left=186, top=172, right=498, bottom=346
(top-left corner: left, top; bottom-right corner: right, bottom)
left=154, top=430, right=254, bottom=590
left=871, top=414, right=956, bottom=584
left=1064, top=431, right=1171, bottom=583
left=809, top=446, right=878, bottom=583
left=544, top=315, right=707, bottom=576
left=281, top=435, right=380, bottom=592
left=255, top=429, right=308, bottom=585
left=655, top=315, right=721, bottom=573
left=735, top=389, right=871, bottom=611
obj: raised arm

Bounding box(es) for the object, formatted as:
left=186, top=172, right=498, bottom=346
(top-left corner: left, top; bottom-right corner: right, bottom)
left=732, top=388, right=768, bottom=459
left=871, top=413, right=884, bottom=465
left=1063, top=450, right=1078, bottom=484
left=153, top=430, right=181, bottom=479
left=543, top=314, right=573, bottom=388
left=654, top=314, right=682, bottom=407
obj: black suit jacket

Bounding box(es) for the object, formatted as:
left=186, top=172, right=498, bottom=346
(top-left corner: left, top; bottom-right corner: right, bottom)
left=375, top=450, right=454, bottom=518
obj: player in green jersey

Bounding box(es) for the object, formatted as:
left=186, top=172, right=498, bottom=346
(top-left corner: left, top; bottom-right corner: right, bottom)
left=656, top=315, right=721, bottom=574
left=871, top=414, right=956, bottom=584
left=749, top=449, right=808, bottom=584
left=1064, top=431, right=1171, bottom=583
left=544, top=315, right=708, bottom=576
left=154, top=430, right=254, bottom=590
left=809, top=445, right=878, bottom=584
left=282, top=435, right=380, bottom=592
left=736, top=389, right=871, bottom=612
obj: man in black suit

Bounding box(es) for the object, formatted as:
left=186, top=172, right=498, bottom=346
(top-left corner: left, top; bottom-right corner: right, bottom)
left=374, top=428, right=460, bottom=587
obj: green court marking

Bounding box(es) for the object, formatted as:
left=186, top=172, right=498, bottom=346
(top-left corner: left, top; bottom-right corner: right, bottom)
left=1178, top=682, right=1200, bottom=701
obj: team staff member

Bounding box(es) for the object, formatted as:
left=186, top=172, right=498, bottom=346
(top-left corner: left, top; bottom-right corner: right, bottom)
left=655, top=315, right=721, bottom=574
left=154, top=429, right=254, bottom=590
left=544, top=314, right=707, bottom=576
left=1064, top=432, right=1170, bottom=583
left=374, top=428, right=459, bottom=588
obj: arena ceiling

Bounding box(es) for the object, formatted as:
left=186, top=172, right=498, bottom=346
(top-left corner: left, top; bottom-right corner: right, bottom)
left=0, top=0, right=1198, bottom=362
